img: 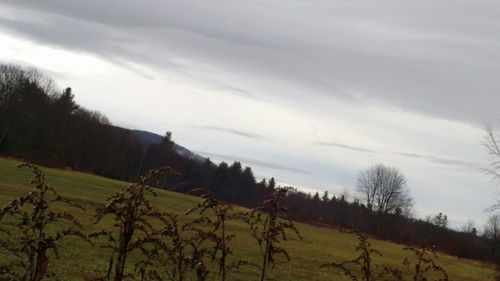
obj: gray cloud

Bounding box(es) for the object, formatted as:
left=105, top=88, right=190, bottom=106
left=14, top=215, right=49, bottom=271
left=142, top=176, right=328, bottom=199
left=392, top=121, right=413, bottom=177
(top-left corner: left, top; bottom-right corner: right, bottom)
left=316, top=142, right=378, bottom=153
left=316, top=140, right=483, bottom=171
left=195, top=151, right=311, bottom=175
left=1, top=1, right=500, bottom=124
left=396, top=152, right=484, bottom=172
left=209, top=84, right=261, bottom=100
left=194, top=125, right=266, bottom=140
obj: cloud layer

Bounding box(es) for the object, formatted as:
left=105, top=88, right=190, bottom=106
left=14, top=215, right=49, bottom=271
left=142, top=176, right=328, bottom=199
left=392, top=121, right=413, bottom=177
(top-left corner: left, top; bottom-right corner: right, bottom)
left=1, top=0, right=500, bottom=124
left=194, top=125, right=266, bottom=140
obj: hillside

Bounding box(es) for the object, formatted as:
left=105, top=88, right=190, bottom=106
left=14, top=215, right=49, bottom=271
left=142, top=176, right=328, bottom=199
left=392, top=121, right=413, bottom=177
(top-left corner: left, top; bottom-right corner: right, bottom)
left=0, top=157, right=495, bottom=281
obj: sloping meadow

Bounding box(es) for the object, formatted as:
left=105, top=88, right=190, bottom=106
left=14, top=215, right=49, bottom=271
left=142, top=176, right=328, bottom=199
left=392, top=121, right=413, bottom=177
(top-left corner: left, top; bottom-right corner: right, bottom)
left=0, top=158, right=495, bottom=281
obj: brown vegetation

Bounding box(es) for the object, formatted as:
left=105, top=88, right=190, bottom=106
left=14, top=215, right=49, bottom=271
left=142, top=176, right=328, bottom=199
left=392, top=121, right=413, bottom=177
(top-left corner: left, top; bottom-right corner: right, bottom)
left=322, top=232, right=448, bottom=281
left=0, top=164, right=88, bottom=281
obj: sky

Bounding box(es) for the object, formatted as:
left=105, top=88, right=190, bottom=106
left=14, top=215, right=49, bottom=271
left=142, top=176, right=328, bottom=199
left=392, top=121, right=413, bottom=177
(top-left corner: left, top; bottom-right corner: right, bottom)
left=1, top=0, right=500, bottom=229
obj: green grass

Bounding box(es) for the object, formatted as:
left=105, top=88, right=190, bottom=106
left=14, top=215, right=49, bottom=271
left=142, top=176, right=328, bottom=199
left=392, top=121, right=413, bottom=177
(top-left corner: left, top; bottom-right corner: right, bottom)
left=0, top=157, right=495, bottom=280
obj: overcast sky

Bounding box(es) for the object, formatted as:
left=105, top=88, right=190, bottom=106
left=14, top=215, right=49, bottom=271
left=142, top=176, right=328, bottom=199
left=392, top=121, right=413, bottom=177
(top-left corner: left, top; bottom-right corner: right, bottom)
left=1, top=0, right=500, bottom=228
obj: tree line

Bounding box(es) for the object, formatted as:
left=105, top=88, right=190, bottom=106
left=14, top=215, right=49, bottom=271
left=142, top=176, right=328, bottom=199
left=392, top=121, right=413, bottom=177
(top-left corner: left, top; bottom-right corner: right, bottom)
left=0, top=64, right=498, bottom=264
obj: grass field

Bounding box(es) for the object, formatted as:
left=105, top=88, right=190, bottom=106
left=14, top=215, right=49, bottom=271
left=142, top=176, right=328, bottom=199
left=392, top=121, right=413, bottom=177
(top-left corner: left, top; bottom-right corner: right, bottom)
left=0, top=157, right=495, bottom=280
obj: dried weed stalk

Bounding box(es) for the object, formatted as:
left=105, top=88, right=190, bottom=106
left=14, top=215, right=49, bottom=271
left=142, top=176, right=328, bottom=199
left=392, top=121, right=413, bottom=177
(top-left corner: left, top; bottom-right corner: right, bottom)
left=321, top=232, right=381, bottom=281
left=157, top=213, right=192, bottom=281
left=243, top=187, right=302, bottom=281
left=92, top=167, right=179, bottom=281
left=0, top=163, right=87, bottom=281
left=322, top=234, right=449, bottom=281
left=400, top=242, right=449, bottom=281
left=187, top=189, right=246, bottom=281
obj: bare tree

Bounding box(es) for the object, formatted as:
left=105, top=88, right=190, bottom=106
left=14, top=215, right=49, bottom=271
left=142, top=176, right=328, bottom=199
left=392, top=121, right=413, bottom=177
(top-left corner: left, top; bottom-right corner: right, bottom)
left=357, top=164, right=413, bottom=231
left=357, top=164, right=413, bottom=217
left=485, top=126, right=500, bottom=179
left=461, top=220, right=477, bottom=236
left=485, top=214, right=500, bottom=254
left=484, top=126, right=500, bottom=211
left=484, top=126, right=500, bottom=279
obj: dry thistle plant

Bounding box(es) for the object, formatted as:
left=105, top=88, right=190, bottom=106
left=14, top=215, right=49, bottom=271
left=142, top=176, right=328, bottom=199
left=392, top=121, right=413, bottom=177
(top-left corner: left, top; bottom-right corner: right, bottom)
left=92, top=167, right=180, bottom=281
left=186, top=189, right=247, bottom=281
left=155, top=213, right=195, bottom=281
left=0, top=163, right=87, bottom=281
left=321, top=234, right=449, bottom=281
left=321, top=232, right=382, bottom=281
left=126, top=213, right=187, bottom=281
left=133, top=248, right=164, bottom=281
left=183, top=225, right=211, bottom=281
left=114, top=199, right=211, bottom=281
left=243, top=187, right=302, bottom=281
left=400, top=242, right=449, bottom=281
left=130, top=202, right=214, bottom=281
left=157, top=211, right=223, bottom=281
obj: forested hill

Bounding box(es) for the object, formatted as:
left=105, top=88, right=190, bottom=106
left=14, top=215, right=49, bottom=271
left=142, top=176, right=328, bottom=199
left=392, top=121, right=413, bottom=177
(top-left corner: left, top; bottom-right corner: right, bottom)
left=133, top=130, right=163, bottom=144
left=133, top=130, right=204, bottom=161
left=0, top=64, right=497, bottom=263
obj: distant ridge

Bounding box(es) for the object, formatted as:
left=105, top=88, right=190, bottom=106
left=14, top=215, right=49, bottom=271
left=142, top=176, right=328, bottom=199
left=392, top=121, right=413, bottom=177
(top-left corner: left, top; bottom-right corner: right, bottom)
left=132, top=130, right=205, bottom=162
